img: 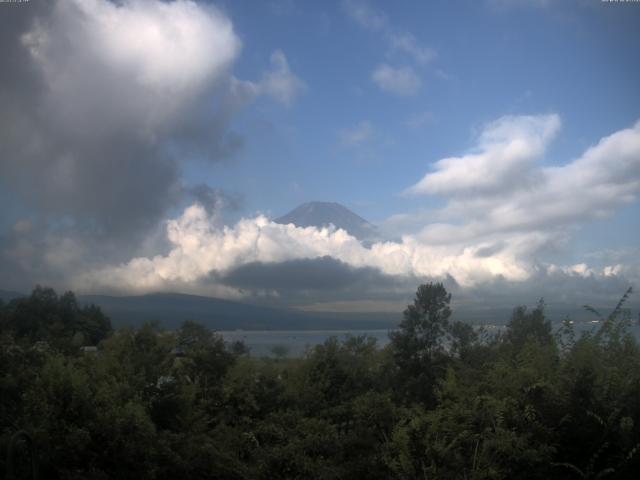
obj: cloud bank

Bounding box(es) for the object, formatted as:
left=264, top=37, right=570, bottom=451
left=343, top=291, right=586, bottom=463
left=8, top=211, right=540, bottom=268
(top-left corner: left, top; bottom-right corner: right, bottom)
left=81, top=203, right=532, bottom=293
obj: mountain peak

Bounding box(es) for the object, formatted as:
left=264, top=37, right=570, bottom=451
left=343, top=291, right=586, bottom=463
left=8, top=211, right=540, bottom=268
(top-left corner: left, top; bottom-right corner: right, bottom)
left=274, top=201, right=379, bottom=241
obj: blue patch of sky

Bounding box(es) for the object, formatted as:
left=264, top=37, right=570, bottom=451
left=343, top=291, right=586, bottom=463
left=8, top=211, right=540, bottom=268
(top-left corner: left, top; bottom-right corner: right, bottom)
left=184, top=0, right=639, bottom=243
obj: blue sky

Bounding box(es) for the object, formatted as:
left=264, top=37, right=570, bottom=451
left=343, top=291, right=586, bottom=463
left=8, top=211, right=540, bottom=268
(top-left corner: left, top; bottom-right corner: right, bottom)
left=1, top=0, right=639, bottom=314
left=194, top=0, right=640, bottom=227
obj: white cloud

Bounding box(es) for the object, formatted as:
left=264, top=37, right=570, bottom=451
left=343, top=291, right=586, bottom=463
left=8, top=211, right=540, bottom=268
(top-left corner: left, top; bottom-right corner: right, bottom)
left=372, top=64, right=421, bottom=96
left=406, top=114, right=561, bottom=197
left=340, top=121, right=373, bottom=146
left=80, top=203, right=534, bottom=293
left=20, top=1, right=304, bottom=139
left=22, top=0, right=241, bottom=136
left=405, top=116, right=640, bottom=257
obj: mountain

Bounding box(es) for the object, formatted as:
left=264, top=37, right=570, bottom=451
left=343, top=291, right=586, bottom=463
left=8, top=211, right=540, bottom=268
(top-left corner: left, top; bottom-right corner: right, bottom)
left=274, top=201, right=380, bottom=242
left=78, top=292, right=398, bottom=331
left=0, top=288, right=398, bottom=330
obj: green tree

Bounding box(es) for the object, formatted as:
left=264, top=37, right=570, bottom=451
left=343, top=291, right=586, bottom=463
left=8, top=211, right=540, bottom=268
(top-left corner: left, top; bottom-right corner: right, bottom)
left=389, top=282, right=453, bottom=405
left=505, top=300, right=553, bottom=353
left=2, top=286, right=111, bottom=350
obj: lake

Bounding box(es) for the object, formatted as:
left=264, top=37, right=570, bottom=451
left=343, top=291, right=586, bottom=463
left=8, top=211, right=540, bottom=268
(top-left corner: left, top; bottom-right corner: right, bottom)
left=220, top=329, right=393, bottom=357
left=219, top=321, right=640, bottom=357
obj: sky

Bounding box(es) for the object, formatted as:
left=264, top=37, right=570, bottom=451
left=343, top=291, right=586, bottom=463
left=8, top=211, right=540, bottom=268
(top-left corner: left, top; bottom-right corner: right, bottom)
left=1, top=0, right=639, bottom=318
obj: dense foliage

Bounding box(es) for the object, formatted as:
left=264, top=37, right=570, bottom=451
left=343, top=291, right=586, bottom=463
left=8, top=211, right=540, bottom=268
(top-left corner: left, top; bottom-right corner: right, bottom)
left=1, top=284, right=639, bottom=479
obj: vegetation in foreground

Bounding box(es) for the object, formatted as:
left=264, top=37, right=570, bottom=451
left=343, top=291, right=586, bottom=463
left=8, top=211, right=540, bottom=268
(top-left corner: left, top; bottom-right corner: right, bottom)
left=1, top=284, right=639, bottom=479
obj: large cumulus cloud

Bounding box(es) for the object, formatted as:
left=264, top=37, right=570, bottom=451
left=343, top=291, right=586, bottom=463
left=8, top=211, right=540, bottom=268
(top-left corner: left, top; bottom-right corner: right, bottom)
left=80, top=203, right=534, bottom=293
left=2, top=0, right=241, bottom=232
left=0, top=0, right=302, bottom=290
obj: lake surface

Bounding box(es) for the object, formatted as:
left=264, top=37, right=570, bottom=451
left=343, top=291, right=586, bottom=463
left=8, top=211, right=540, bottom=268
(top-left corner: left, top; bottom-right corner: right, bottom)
left=220, top=321, right=640, bottom=357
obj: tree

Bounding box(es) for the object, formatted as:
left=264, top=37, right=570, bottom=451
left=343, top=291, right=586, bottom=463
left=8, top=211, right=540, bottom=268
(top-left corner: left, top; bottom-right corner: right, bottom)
left=2, top=287, right=111, bottom=350
left=389, top=282, right=453, bottom=405
left=176, top=320, right=235, bottom=406
left=505, top=300, right=553, bottom=352
left=448, top=319, right=477, bottom=361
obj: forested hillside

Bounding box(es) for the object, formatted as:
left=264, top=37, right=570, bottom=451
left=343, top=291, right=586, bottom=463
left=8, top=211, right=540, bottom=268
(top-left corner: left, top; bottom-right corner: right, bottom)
left=1, top=285, right=639, bottom=479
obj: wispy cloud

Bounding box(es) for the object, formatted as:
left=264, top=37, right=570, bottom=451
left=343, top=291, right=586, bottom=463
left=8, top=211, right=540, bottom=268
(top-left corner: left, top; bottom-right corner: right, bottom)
left=342, top=0, right=387, bottom=32
left=343, top=0, right=435, bottom=98
left=387, top=32, right=436, bottom=65
left=260, top=50, right=306, bottom=106
left=343, top=0, right=436, bottom=65
left=339, top=121, right=374, bottom=146
left=372, top=64, right=421, bottom=96
left=406, top=111, right=435, bottom=130
left=231, top=49, right=306, bottom=107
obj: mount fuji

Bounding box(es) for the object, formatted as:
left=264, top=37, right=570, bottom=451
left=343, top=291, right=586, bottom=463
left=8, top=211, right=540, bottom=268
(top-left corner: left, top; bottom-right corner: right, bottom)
left=274, top=201, right=381, bottom=243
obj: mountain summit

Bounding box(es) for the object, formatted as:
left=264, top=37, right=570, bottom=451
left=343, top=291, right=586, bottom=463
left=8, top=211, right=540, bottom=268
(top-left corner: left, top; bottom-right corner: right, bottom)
left=274, top=202, right=379, bottom=242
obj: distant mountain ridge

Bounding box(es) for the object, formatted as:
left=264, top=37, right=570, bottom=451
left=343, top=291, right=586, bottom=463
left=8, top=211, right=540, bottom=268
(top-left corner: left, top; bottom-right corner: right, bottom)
left=1, top=289, right=398, bottom=330
left=78, top=292, right=398, bottom=331
left=275, top=201, right=380, bottom=242
left=2, top=288, right=609, bottom=329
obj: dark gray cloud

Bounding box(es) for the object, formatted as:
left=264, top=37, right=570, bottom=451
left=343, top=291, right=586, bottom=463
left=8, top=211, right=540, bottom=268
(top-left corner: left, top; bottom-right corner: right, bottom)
left=219, top=256, right=416, bottom=303
left=217, top=254, right=638, bottom=321
left=187, top=184, right=244, bottom=216
left=449, top=269, right=638, bottom=325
